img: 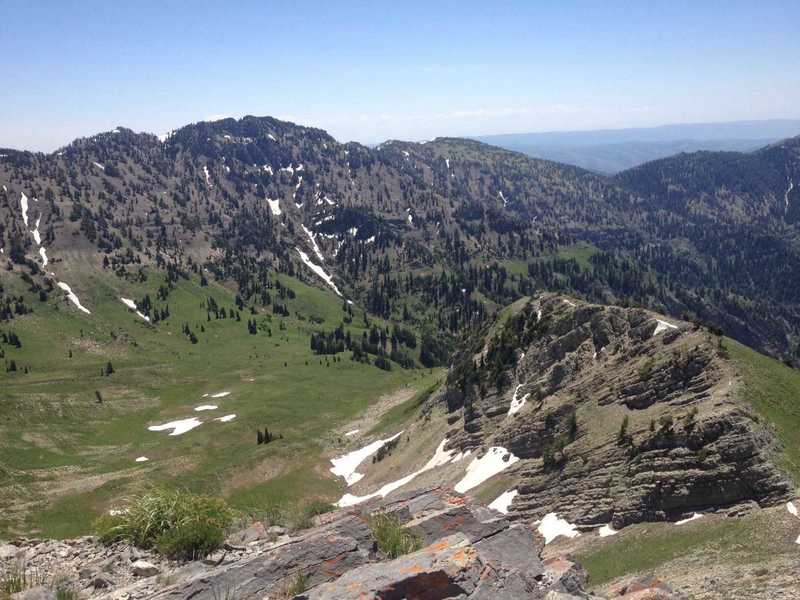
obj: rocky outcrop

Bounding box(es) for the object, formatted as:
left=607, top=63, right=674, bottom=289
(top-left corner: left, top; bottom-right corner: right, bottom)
left=440, top=294, right=792, bottom=528
left=0, top=487, right=603, bottom=599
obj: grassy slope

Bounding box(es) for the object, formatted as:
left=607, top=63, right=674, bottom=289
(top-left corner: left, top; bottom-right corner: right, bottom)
left=575, top=337, right=800, bottom=586
left=0, top=268, right=426, bottom=538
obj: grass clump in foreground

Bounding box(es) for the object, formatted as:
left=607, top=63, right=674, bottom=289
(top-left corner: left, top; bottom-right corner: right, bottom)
left=94, top=489, right=233, bottom=560
left=1, top=565, right=77, bottom=600
left=369, top=513, right=423, bottom=559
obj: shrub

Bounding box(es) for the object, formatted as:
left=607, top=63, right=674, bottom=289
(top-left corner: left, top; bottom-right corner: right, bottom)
left=155, top=520, right=225, bottom=560
left=369, top=513, right=423, bottom=559
left=94, top=489, right=233, bottom=560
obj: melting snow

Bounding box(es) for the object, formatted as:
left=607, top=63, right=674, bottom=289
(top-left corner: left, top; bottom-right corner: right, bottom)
left=194, top=405, right=218, bottom=412
left=39, top=247, right=48, bottom=266
left=538, top=513, right=580, bottom=544
left=336, top=438, right=469, bottom=508
left=488, top=489, right=518, bottom=514
left=32, top=217, right=41, bottom=244
left=148, top=417, right=202, bottom=436
left=20, top=193, right=29, bottom=227
left=330, top=431, right=404, bottom=486
left=297, top=248, right=342, bottom=296
left=267, top=198, right=281, bottom=216
left=120, top=297, right=150, bottom=322
left=216, top=414, right=236, bottom=422
left=508, top=384, right=530, bottom=416
left=598, top=523, right=618, bottom=537
left=135, top=456, right=149, bottom=463
left=653, top=319, right=678, bottom=336
left=302, top=225, right=325, bottom=262
left=674, top=512, right=703, bottom=525
left=454, top=446, right=519, bottom=493
left=57, top=282, right=91, bottom=314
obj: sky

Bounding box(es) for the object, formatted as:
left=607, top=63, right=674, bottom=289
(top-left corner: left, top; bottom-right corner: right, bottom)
left=1, top=0, right=799, bottom=152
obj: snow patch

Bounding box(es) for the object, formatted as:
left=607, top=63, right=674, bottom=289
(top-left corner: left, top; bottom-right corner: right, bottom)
left=39, top=247, right=48, bottom=266
left=785, top=180, right=794, bottom=211
left=508, top=384, right=530, bottom=416
left=488, top=489, right=518, bottom=514
left=302, top=225, right=325, bottom=262
left=787, top=501, right=798, bottom=517
left=148, top=417, right=202, bottom=436
left=57, top=282, right=91, bottom=314
left=120, top=297, right=150, bottom=322
left=135, top=456, right=149, bottom=463
left=336, top=438, right=468, bottom=508
left=20, top=193, right=29, bottom=227
left=267, top=198, right=281, bottom=216
left=454, top=446, right=519, bottom=493
left=211, top=391, right=231, bottom=398
left=202, top=165, right=212, bottom=187
left=598, top=523, right=617, bottom=537
left=344, top=429, right=360, bottom=437
left=194, top=405, right=218, bottom=412
left=537, top=513, right=580, bottom=544
left=92, top=162, right=105, bottom=171
left=653, top=319, right=678, bottom=336
left=499, top=191, right=507, bottom=207
left=674, top=512, right=703, bottom=525
left=330, top=431, right=404, bottom=486
left=296, top=248, right=342, bottom=296
left=216, top=414, right=236, bottom=422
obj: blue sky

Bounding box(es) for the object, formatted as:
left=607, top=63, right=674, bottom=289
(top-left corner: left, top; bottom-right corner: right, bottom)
left=2, top=0, right=799, bottom=151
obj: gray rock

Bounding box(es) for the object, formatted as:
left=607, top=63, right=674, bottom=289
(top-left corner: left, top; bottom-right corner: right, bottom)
left=132, top=559, right=161, bottom=577
left=0, top=543, right=20, bottom=560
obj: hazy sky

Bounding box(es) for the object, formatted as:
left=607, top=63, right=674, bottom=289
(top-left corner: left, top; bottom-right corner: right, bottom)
left=2, top=0, right=799, bottom=151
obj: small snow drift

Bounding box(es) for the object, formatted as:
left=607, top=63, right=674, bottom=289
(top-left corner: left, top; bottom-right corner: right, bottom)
left=57, top=282, right=91, bottom=314
left=194, top=405, right=218, bottom=412
left=454, top=446, right=519, bottom=493
left=267, top=198, right=281, bottom=216
left=598, top=523, right=617, bottom=537
left=674, top=512, right=703, bottom=525
left=296, top=248, right=343, bottom=296
left=653, top=319, right=678, bottom=336
left=538, top=513, right=580, bottom=544
left=330, top=431, right=404, bottom=487
left=148, top=417, right=202, bottom=436
left=336, top=438, right=470, bottom=508
left=508, top=384, right=530, bottom=416
left=211, top=391, right=231, bottom=398
left=120, top=297, right=150, bottom=322
left=135, top=456, right=149, bottom=463
left=216, top=414, right=236, bottom=422
left=488, top=489, right=518, bottom=514
left=20, top=192, right=29, bottom=227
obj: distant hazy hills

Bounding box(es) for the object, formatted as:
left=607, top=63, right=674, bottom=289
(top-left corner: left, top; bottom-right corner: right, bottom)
left=474, top=119, right=800, bottom=173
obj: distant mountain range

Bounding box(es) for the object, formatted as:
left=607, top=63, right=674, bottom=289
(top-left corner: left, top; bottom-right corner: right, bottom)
left=474, top=119, right=800, bottom=173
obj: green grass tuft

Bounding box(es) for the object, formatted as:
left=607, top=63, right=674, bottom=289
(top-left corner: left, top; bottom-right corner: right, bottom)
left=369, top=513, right=424, bottom=559
left=94, top=488, right=233, bottom=559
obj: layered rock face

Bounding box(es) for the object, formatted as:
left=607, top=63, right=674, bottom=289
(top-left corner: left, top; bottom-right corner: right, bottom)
left=441, top=294, right=792, bottom=528
left=1, top=487, right=608, bottom=599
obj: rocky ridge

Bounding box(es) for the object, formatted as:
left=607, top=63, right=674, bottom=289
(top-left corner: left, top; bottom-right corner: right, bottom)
left=439, top=294, right=793, bottom=528
left=0, top=486, right=683, bottom=600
